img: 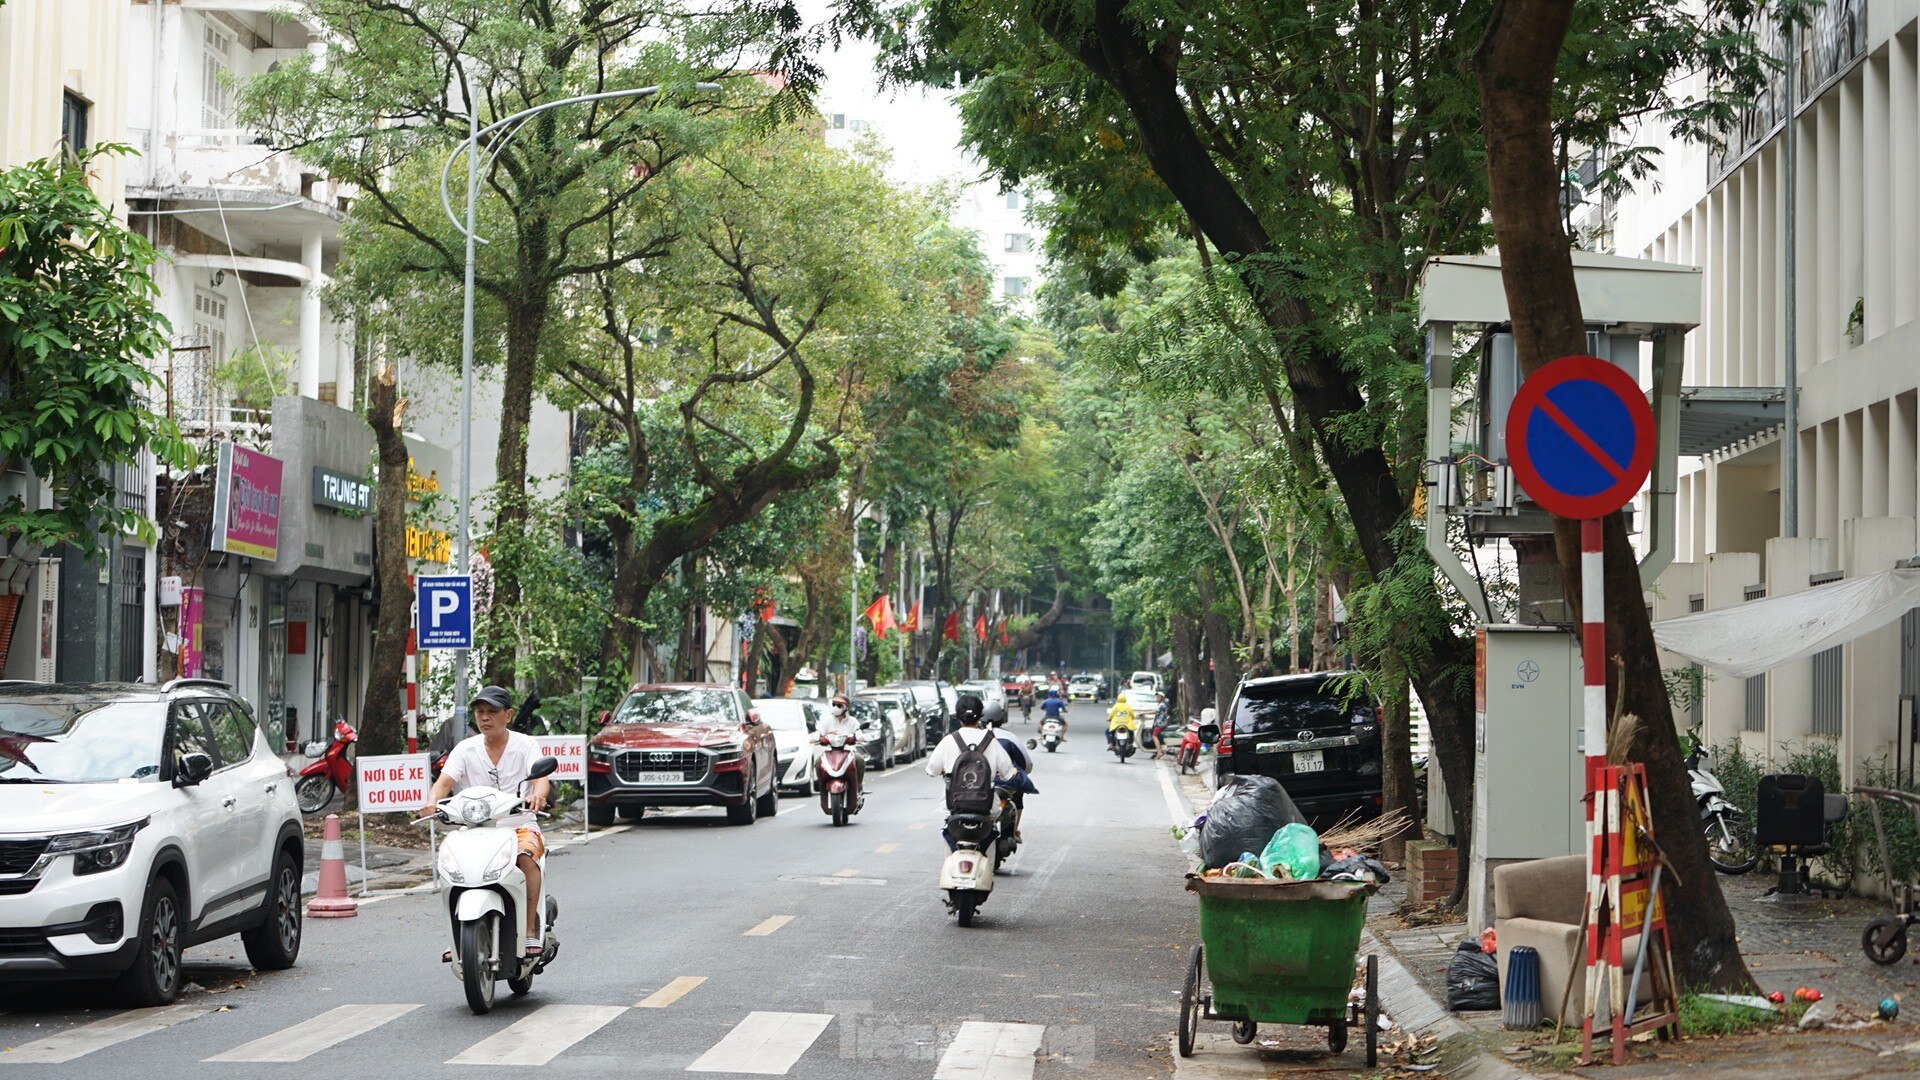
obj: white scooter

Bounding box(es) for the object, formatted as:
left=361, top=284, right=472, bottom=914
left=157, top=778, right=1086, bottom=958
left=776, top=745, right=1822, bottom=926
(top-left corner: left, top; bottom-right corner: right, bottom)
left=422, top=755, right=560, bottom=1014
left=940, top=811, right=997, bottom=927
left=1688, top=748, right=1755, bottom=874
left=1040, top=718, right=1063, bottom=752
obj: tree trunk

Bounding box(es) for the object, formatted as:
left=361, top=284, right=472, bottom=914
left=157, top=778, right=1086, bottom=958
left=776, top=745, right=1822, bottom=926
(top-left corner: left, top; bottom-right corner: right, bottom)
left=359, top=367, right=411, bottom=756
left=1170, top=611, right=1206, bottom=719
left=1377, top=644, right=1420, bottom=863
left=1004, top=566, right=1068, bottom=653
left=1196, top=569, right=1239, bottom=719
left=1476, top=0, right=1751, bottom=991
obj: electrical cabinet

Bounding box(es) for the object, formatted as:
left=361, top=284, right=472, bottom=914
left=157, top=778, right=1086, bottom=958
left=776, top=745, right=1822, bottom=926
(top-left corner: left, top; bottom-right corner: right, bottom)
left=1471, top=625, right=1584, bottom=860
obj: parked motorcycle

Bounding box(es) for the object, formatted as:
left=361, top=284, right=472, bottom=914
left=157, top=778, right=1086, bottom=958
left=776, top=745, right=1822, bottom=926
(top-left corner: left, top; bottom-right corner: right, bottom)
left=296, top=720, right=358, bottom=813
left=1689, top=748, right=1755, bottom=874
left=1040, top=718, right=1063, bottom=753
left=1111, top=727, right=1137, bottom=763
left=421, top=756, right=561, bottom=1014
left=817, top=728, right=866, bottom=827
left=940, top=812, right=998, bottom=927
left=1178, top=720, right=1219, bottom=775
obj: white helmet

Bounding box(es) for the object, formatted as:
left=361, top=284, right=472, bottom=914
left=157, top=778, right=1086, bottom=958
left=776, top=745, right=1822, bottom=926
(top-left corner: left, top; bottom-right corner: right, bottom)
left=1200, top=707, right=1219, bottom=724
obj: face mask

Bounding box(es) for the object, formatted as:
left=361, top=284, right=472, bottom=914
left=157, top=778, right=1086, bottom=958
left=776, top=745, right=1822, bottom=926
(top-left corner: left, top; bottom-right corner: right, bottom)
left=832, top=703, right=848, bottom=716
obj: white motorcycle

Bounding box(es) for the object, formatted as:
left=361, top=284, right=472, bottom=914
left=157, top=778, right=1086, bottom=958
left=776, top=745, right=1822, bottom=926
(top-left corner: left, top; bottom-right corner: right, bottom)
left=1040, top=718, right=1063, bottom=753
left=422, top=756, right=561, bottom=1014
left=940, top=811, right=997, bottom=927
left=1688, top=748, right=1755, bottom=874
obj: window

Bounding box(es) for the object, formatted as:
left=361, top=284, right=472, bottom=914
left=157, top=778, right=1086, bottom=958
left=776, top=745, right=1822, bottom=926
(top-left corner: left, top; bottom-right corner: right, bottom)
left=1811, top=646, right=1843, bottom=736
left=61, top=92, right=90, bottom=158
left=828, top=113, right=846, bottom=130
left=1004, top=191, right=1025, bottom=210
left=202, top=24, right=234, bottom=129
left=170, top=701, right=221, bottom=773
left=209, top=702, right=258, bottom=765
left=1744, top=673, right=1767, bottom=732
left=1004, top=233, right=1032, bottom=254
left=1002, top=276, right=1029, bottom=298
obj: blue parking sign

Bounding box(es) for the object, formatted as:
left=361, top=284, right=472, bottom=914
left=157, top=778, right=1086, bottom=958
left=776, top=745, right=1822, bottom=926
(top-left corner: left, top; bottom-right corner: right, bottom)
left=416, top=575, right=473, bottom=650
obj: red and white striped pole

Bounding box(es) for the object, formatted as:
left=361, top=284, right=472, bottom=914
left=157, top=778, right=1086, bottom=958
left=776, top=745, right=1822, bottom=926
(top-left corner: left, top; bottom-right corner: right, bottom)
left=1581, top=516, right=1606, bottom=789
left=405, top=575, right=419, bottom=753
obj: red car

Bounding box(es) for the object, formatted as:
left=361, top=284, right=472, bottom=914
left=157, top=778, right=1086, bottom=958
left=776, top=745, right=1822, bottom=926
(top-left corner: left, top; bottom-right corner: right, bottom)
left=585, top=683, right=778, bottom=826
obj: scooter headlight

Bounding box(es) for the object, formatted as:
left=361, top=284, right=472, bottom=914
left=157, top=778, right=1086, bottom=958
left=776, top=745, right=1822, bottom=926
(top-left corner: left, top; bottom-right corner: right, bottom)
left=483, top=843, right=516, bottom=883
left=437, top=845, right=465, bottom=884
left=460, top=799, right=491, bottom=826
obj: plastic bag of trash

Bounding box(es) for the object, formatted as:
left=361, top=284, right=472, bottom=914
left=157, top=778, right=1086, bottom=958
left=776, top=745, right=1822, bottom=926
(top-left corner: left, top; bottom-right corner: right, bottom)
left=1445, top=940, right=1501, bottom=1011
left=1324, top=853, right=1392, bottom=884
left=1259, top=822, right=1323, bottom=881
left=1198, top=775, right=1307, bottom=869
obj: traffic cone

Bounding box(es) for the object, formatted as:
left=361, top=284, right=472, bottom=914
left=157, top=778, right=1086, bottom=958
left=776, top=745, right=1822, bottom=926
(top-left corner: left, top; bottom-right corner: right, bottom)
left=305, top=813, right=358, bottom=918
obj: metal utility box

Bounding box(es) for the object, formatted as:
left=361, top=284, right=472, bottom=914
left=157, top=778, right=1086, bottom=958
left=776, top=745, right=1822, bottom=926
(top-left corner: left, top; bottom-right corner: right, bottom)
left=1471, top=625, right=1585, bottom=859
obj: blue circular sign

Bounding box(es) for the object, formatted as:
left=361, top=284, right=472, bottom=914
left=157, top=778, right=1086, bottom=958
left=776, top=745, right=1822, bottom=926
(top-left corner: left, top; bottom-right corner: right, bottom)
left=1505, top=355, right=1655, bottom=520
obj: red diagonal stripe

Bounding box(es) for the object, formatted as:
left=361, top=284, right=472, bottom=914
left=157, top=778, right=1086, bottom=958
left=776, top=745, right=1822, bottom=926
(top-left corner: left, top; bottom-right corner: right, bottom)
left=1536, top=393, right=1629, bottom=482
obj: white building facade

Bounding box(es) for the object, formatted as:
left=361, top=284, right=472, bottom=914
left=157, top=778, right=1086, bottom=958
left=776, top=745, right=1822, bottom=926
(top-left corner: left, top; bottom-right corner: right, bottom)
left=1606, top=1, right=1920, bottom=781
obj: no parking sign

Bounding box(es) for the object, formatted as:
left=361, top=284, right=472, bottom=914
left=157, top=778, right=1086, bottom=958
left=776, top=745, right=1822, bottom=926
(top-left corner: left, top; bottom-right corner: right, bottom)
left=1505, top=355, right=1655, bottom=519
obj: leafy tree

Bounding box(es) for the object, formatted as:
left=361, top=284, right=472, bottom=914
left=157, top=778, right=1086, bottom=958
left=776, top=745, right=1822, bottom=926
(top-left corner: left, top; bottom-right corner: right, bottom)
left=0, top=148, right=193, bottom=552
left=243, top=0, right=765, bottom=682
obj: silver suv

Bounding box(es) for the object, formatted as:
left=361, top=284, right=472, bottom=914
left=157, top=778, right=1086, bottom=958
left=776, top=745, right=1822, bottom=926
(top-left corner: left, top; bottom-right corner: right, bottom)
left=0, top=680, right=305, bottom=1004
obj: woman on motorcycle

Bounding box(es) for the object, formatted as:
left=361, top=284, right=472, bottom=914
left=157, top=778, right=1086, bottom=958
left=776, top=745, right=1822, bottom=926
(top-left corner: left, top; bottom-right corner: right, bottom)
left=1106, top=697, right=1137, bottom=749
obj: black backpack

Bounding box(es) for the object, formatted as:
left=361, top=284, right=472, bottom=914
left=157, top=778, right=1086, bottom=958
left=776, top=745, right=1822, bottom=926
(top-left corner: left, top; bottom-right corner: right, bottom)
left=945, top=731, right=996, bottom=815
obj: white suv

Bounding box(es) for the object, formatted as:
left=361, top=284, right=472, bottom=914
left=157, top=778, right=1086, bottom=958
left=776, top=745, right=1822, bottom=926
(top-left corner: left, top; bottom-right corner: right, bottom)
left=0, top=680, right=304, bottom=1004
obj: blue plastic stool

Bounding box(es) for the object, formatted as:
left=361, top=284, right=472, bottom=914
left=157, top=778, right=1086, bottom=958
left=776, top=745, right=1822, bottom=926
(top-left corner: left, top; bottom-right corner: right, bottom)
left=1503, top=945, right=1542, bottom=1029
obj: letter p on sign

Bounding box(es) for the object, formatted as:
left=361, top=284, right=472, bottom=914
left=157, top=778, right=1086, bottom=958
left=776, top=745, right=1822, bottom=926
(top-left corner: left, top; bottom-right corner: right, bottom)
left=416, top=574, right=473, bottom=650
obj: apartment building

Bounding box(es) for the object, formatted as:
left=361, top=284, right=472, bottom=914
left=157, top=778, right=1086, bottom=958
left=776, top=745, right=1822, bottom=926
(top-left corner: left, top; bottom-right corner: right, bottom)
left=1606, top=1, right=1920, bottom=781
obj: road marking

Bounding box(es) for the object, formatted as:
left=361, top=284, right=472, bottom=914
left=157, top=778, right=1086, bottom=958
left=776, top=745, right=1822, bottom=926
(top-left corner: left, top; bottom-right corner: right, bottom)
left=908, top=822, right=929, bottom=831
left=686, top=1011, right=833, bottom=1074
left=0, top=1005, right=215, bottom=1064
left=205, top=1003, right=421, bottom=1062
left=874, top=842, right=900, bottom=853
left=743, top=915, right=795, bottom=936
left=832, top=868, right=860, bottom=878
left=1157, top=761, right=1191, bottom=829
left=638, top=976, right=707, bottom=1009
left=933, top=1021, right=1046, bottom=1080
left=446, top=1004, right=628, bottom=1066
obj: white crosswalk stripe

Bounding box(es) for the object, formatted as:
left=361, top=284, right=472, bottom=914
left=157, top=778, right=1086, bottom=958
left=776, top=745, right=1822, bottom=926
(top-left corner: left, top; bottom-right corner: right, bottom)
left=932, top=1021, right=1046, bottom=1080
left=685, top=1011, right=834, bottom=1075
left=445, top=1004, right=630, bottom=1066
left=205, top=1003, right=422, bottom=1063
left=0, top=1004, right=215, bottom=1064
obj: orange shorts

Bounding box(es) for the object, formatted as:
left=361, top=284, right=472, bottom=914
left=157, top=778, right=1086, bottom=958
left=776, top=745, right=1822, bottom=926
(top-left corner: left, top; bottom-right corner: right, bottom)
left=516, top=827, right=545, bottom=860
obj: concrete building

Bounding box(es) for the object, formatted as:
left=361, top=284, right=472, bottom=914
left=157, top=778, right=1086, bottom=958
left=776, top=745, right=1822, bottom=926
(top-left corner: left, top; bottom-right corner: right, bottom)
left=1603, top=1, right=1920, bottom=783
left=0, top=0, right=155, bottom=685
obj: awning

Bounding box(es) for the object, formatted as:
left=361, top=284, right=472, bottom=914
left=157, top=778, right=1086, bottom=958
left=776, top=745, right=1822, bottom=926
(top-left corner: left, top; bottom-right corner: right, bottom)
left=1652, top=568, right=1920, bottom=678
left=1677, top=386, right=1784, bottom=456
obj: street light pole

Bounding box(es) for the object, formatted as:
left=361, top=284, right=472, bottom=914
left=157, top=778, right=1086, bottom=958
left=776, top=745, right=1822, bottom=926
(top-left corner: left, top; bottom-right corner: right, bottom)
left=438, top=80, right=719, bottom=724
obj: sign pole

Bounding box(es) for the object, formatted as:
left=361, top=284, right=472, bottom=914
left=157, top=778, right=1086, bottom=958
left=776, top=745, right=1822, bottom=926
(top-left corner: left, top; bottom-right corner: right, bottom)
left=1581, top=516, right=1606, bottom=787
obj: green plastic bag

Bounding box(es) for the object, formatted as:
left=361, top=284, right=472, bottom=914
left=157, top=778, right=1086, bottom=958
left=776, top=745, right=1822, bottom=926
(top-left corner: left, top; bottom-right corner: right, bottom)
left=1258, top=822, right=1321, bottom=880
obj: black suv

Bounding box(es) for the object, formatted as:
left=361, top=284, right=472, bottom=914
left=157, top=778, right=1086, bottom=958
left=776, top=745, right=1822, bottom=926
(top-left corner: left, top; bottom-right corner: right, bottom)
left=1214, top=673, right=1382, bottom=824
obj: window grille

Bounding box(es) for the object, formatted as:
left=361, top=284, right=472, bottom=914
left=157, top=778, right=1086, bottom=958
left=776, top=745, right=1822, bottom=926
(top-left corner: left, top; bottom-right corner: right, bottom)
left=202, top=25, right=233, bottom=129
left=1811, top=645, right=1843, bottom=736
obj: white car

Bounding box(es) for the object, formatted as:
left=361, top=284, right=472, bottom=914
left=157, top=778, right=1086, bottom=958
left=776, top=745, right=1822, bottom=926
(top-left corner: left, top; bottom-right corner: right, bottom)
left=0, top=680, right=305, bottom=1005
left=956, top=681, right=1008, bottom=724
left=1129, top=670, right=1162, bottom=693
left=752, top=698, right=829, bottom=794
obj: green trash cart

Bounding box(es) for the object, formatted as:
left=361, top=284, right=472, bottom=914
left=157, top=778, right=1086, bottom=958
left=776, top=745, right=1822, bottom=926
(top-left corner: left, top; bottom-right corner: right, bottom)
left=1177, top=875, right=1378, bottom=1066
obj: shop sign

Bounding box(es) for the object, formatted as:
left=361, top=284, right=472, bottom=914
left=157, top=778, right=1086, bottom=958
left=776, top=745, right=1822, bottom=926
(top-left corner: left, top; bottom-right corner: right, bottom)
left=407, top=525, right=452, bottom=564
left=211, top=443, right=283, bottom=560
left=312, top=466, right=373, bottom=512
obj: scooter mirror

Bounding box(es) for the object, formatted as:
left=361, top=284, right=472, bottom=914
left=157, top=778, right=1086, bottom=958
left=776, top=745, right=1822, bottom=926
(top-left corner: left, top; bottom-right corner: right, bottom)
left=527, top=756, right=560, bottom=780
left=1025, top=739, right=1038, bottom=750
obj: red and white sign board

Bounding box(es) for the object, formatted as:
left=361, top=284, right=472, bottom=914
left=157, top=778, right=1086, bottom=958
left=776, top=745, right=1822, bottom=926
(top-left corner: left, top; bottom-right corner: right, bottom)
left=534, top=735, right=588, bottom=782
left=356, top=753, right=433, bottom=813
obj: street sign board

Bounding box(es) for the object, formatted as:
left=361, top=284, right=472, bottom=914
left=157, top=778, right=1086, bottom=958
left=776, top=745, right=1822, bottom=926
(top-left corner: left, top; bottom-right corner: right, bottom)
left=416, top=574, right=473, bottom=650
left=1505, top=355, right=1655, bottom=520
left=534, top=734, right=589, bottom=782
left=355, top=753, right=432, bottom=813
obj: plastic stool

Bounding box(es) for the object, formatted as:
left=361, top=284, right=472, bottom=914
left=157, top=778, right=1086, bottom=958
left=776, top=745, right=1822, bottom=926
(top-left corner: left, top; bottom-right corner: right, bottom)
left=1503, top=945, right=1541, bottom=1029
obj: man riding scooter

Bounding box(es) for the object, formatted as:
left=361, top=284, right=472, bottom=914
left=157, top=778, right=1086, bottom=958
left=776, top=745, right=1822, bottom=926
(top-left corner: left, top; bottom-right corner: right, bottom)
left=926, top=693, right=1018, bottom=849
left=1039, top=688, right=1068, bottom=737
left=420, top=686, right=552, bottom=959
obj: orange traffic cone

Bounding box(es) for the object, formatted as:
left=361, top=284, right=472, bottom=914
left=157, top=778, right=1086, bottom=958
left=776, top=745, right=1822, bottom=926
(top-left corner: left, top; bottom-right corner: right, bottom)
left=305, top=813, right=358, bottom=918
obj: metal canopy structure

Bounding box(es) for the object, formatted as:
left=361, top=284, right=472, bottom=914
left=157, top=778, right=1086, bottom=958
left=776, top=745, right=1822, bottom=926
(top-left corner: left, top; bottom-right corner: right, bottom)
left=1418, top=250, right=1702, bottom=622
left=1677, top=386, right=1785, bottom=457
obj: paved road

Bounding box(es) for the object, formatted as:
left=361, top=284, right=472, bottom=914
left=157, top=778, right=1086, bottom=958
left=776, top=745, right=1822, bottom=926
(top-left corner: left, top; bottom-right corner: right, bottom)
left=0, top=710, right=1218, bottom=1079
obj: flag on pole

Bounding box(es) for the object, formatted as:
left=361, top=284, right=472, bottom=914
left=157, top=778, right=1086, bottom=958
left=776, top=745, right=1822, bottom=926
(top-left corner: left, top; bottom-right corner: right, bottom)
left=902, top=601, right=922, bottom=633
left=998, top=618, right=1010, bottom=646
left=942, top=611, right=961, bottom=643
left=974, top=614, right=989, bottom=643
left=863, top=594, right=896, bottom=636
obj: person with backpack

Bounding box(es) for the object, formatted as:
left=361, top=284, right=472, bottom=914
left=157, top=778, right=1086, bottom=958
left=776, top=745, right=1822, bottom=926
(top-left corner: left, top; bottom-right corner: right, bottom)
left=925, top=692, right=1017, bottom=850
left=988, top=713, right=1038, bottom=841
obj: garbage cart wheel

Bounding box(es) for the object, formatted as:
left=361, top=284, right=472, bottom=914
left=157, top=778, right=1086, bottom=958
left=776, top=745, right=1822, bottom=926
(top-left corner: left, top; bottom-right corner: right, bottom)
left=1327, top=1021, right=1347, bottom=1053
left=1178, top=946, right=1202, bottom=1058
left=1231, top=1019, right=1257, bottom=1045
left=1864, top=917, right=1909, bottom=965
left=1365, top=953, right=1379, bottom=1068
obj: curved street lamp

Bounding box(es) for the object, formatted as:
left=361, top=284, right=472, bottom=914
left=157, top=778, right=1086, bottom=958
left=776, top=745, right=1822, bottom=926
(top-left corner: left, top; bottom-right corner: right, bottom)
left=437, top=80, right=722, bottom=721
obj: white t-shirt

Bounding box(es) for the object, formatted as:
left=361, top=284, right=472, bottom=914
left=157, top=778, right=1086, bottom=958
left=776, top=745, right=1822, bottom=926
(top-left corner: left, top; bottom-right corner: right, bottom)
left=817, top=707, right=861, bottom=741
left=444, top=731, right=544, bottom=831
left=923, top=726, right=1017, bottom=781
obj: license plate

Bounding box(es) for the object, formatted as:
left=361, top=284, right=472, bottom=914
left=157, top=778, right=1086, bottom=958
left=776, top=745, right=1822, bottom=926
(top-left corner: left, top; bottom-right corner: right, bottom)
left=1292, top=750, right=1324, bottom=773
left=636, top=771, right=688, bottom=784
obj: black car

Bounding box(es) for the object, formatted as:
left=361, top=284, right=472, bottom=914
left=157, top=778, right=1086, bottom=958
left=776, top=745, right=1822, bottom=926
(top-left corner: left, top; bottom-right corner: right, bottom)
left=1214, top=673, right=1381, bottom=824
